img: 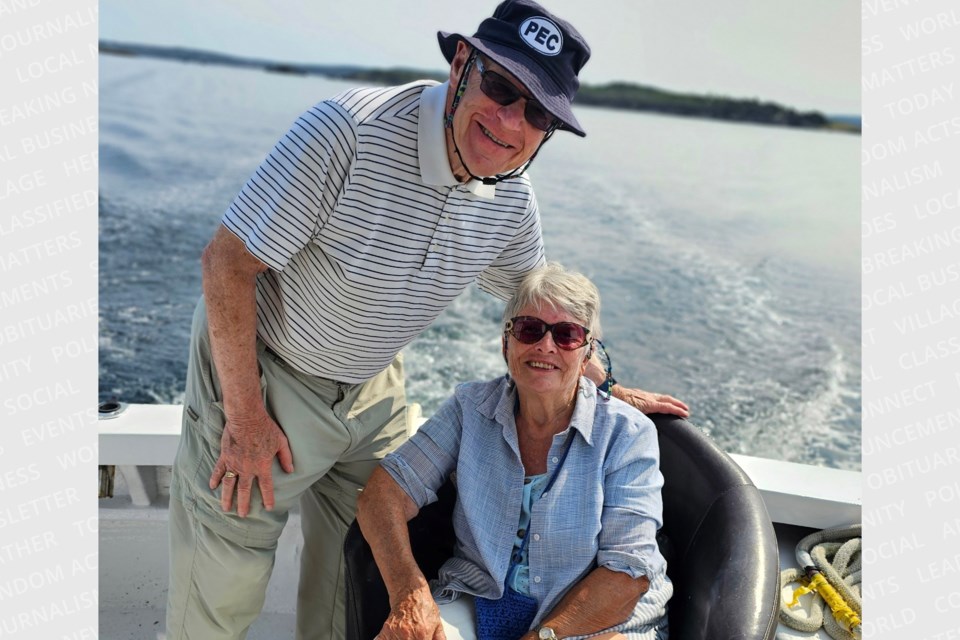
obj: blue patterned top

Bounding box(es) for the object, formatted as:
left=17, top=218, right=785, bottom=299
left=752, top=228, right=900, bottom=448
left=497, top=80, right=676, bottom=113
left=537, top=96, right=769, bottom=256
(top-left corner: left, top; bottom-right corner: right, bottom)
left=508, top=473, right=548, bottom=595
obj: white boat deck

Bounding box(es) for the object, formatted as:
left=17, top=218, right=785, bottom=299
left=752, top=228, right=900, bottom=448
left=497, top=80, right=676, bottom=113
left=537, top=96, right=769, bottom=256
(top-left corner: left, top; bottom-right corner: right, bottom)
left=100, top=495, right=297, bottom=639
left=99, top=404, right=859, bottom=639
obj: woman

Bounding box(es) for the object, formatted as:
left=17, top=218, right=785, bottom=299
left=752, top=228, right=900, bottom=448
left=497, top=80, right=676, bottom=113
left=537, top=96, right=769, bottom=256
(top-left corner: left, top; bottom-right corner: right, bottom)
left=357, top=263, right=672, bottom=640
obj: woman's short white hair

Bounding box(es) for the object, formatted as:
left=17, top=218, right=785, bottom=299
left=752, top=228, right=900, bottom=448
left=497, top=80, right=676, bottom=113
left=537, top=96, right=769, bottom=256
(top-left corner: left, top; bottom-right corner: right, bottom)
left=502, top=262, right=602, bottom=340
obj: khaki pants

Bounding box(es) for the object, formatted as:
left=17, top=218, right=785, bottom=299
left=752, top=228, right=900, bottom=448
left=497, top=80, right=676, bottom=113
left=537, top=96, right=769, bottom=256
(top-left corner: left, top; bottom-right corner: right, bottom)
left=166, top=298, right=408, bottom=640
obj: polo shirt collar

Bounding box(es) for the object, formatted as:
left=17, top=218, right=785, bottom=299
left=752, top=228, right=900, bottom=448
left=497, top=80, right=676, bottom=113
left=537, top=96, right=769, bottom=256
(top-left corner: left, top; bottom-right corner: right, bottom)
left=419, top=82, right=496, bottom=199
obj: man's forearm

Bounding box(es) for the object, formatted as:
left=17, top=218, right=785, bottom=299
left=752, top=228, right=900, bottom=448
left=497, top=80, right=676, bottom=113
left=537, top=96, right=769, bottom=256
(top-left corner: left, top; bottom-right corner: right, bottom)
left=584, top=352, right=690, bottom=417
left=583, top=353, right=609, bottom=388
left=201, top=226, right=269, bottom=422
left=200, top=227, right=295, bottom=515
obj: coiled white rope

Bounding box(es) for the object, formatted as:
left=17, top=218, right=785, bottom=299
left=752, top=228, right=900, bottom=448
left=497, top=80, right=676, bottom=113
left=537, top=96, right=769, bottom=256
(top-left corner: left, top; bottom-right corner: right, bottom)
left=779, top=524, right=862, bottom=640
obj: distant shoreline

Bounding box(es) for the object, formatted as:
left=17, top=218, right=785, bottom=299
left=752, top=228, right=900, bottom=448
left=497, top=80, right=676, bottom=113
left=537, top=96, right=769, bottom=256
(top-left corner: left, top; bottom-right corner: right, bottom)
left=100, top=41, right=860, bottom=134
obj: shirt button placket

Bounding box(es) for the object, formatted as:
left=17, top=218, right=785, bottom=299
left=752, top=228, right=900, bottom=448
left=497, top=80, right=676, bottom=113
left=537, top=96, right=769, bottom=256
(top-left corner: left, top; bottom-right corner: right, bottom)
left=435, top=191, right=457, bottom=252
left=425, top=190, right=453, bottom=267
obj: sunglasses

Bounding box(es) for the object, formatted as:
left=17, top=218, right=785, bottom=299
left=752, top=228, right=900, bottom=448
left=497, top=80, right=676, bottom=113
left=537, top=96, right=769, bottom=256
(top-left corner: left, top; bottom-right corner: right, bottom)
left=505, top=316, right=591, bottom=350
left=474, top=57, right=556, bottom=132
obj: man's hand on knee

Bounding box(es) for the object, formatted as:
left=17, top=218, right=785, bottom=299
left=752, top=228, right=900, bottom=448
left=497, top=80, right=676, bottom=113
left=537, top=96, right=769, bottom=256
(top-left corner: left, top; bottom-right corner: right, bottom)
left=209, top=412, right=295, bottom=517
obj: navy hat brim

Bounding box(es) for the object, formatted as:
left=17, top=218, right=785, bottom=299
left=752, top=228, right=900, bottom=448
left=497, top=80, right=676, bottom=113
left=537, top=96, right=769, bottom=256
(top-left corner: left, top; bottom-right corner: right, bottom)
left=438, top=30, right=586, bottom=137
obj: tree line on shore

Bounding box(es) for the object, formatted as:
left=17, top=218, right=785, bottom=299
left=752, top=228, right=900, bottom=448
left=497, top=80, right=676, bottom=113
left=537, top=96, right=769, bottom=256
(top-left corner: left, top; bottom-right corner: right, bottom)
left=100, top=41, right=859, bottom=133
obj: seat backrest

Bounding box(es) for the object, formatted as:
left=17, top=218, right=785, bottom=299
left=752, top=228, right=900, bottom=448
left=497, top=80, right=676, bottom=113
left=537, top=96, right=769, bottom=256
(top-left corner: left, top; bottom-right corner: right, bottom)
left=651, top=413, right=779, bottom=640
left=344, top=415, right=779, bottom=640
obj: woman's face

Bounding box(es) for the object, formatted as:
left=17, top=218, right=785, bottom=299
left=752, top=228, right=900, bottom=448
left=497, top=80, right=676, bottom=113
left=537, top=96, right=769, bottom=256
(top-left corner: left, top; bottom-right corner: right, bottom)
left=505, top=303, right=591, bottom=401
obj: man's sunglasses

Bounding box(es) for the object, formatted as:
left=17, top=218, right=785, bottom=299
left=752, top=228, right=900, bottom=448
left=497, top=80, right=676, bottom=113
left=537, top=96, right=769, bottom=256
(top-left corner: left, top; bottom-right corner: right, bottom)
left=474, top=57, right=556, bottom=132
left=505, top=316, right=591, bottom=350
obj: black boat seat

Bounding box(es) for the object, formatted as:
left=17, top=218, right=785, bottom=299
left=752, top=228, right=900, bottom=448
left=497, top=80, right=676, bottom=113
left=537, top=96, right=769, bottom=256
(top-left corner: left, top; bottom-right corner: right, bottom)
left=343, top=414, right=779, bottom=640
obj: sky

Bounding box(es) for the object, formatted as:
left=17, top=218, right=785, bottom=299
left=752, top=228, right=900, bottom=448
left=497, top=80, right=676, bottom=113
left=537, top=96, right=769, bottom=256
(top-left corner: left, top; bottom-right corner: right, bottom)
left=99, top=0, right=860, bottom=115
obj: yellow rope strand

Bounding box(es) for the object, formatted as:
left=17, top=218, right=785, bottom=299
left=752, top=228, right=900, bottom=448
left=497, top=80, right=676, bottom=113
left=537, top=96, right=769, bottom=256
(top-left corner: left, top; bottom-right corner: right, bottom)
left=808, top=573, right=861, bottom=632
left=786, top=580, right=816, bottom=608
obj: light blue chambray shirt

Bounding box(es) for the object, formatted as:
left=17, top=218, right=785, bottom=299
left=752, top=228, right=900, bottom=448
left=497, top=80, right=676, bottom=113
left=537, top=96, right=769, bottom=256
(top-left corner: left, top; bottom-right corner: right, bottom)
left=381, top=376, right=672, bottom=636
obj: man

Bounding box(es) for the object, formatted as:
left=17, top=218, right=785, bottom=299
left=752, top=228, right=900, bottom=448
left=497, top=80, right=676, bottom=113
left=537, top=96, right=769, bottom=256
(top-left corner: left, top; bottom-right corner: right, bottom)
left=166, top=1, right=688, bottom=639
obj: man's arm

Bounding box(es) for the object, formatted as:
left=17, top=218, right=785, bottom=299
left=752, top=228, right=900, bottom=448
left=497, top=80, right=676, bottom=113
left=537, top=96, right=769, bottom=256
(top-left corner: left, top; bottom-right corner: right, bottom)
left=203, top=225, right=294, bottom=517
left=521, top=567, right=648, bottom=640
left=583, top=354, right=689, bottom=418
left=356, top=467, right=446, bottom=640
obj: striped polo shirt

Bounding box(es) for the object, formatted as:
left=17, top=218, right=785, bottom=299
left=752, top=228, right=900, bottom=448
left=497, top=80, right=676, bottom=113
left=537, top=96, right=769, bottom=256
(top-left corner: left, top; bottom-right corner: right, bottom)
left=222, top=81, right=546, bottom=382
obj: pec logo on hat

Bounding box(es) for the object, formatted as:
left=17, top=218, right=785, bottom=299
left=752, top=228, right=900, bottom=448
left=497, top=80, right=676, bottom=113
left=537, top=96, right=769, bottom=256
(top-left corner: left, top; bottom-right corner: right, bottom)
left=519, top=16, right=563, bottom=56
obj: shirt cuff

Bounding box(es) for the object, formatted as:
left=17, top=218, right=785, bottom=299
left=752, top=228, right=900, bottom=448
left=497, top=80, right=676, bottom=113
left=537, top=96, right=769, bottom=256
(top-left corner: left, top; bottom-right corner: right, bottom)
left=380, top=453, right=439, bottom=509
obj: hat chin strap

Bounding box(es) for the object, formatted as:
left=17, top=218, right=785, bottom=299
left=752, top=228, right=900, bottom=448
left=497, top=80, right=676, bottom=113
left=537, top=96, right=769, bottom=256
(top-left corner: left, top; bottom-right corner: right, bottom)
left=445, top=50, right=557, bottom=187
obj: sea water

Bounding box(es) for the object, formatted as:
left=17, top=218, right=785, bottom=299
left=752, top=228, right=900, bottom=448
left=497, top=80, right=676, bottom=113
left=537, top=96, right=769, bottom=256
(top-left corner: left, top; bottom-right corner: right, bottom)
left=98, top=56, right=861, bottom=470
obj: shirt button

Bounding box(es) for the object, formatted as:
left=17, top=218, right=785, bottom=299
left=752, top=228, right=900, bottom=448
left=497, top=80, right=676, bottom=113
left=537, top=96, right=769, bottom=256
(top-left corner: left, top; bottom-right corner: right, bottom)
left=552, top=457, right=559, bottom=464
left=533, top=533, right=541, bottom=541
left=533, top=576, right=542, bottom=583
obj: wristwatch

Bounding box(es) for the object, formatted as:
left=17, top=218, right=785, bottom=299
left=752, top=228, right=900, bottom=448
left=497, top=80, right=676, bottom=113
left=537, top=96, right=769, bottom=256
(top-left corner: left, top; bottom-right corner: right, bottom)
left=537, top=626, right=559, bottom=640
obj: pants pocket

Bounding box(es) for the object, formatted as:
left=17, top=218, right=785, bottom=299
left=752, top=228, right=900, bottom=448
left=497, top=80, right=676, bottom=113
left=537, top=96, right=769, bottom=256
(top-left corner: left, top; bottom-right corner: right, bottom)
left=198, top=362, right=269, bottom=452
left=347, top=352, right=406, bottom=431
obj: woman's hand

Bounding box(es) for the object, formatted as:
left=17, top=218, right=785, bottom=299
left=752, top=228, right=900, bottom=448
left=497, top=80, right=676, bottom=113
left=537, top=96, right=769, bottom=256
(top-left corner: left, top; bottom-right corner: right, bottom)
left=378, top=586, right=446, bottom=640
